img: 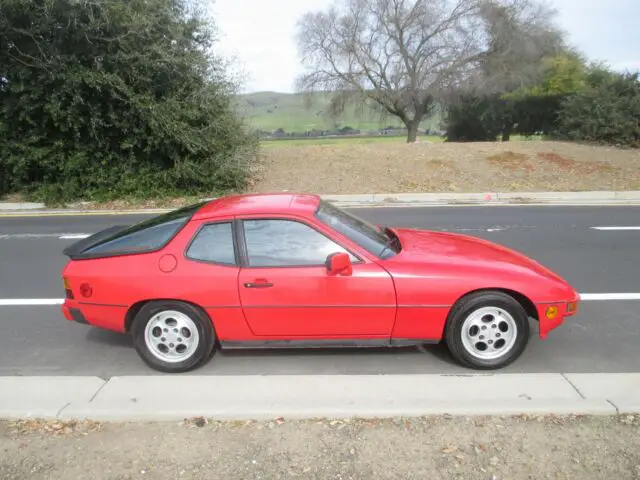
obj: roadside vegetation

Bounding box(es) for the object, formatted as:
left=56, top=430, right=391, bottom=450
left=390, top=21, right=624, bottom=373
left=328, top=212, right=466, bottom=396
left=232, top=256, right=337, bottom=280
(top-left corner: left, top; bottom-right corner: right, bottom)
left=0, top=0, right=257, bottom=205
left=0, top=0, right=638, bottom=206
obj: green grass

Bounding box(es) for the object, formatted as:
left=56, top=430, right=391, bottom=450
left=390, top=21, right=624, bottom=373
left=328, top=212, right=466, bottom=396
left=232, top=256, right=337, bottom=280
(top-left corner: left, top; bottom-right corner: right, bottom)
left=260, top=135, right=445, bottom=148
left=236, top=91, right=443, bottom=132
left=510, top=134, right=544, bottom=141
left=259, top=133, right=543, bottom=148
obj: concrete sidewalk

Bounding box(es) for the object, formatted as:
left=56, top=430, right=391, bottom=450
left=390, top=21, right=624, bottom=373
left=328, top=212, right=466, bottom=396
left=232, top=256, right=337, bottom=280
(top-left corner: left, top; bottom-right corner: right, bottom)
left=1, top=373, right=638, bottom=421
left=2, top=190, right=640, bottom=215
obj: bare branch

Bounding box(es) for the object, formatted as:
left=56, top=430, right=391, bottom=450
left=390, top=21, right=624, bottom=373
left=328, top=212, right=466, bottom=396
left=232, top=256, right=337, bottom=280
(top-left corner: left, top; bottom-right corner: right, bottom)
left=296, top=0, right=564, bottom=141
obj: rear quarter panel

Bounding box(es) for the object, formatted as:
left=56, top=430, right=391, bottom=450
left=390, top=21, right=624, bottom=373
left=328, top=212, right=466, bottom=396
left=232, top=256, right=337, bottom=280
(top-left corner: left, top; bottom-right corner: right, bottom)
left=62, top=218, right=249, bottom=337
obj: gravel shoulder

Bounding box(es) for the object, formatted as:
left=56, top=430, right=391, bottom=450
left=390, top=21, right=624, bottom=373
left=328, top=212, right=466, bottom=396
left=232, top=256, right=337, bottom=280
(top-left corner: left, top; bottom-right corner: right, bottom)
left=2, top=414, right=639, bottom=479
left=254, top=140, right=640, bottom=194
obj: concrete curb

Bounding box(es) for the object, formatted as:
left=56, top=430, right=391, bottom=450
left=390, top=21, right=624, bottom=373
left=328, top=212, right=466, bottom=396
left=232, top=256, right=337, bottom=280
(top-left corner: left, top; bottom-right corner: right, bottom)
left=324, top=190, right=640, bottom=206
left=1, top=373, right=638, bottom=421
left=0, top=202, right=47, bottom=211
left=2, top=191, right=640, bottom=215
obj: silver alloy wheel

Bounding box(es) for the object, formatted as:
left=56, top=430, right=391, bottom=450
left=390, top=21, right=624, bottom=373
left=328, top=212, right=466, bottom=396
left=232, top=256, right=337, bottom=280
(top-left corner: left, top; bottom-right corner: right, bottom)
left=144, top=310, right=200, bottom=363
left=460, top=306, right=518, bottom=360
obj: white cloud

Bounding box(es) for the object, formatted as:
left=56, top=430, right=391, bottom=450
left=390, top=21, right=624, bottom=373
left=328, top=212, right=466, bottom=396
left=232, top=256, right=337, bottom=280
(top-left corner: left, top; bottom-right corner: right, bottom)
left=210, top=0, right=640, bottom=93
left=553, top=0, right=640, bottom=72
left=211, top=0, right=329, bottom=92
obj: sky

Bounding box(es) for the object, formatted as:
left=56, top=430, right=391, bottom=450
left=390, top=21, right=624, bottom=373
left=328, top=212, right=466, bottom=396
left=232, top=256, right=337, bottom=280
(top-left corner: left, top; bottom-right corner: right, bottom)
left=210, top=0, right=640, bottom=93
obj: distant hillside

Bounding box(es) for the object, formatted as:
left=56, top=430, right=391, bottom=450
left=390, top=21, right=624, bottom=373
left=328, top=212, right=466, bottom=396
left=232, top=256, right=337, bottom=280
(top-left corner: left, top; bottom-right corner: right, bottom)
left=235, top=91, right=442, bottom=132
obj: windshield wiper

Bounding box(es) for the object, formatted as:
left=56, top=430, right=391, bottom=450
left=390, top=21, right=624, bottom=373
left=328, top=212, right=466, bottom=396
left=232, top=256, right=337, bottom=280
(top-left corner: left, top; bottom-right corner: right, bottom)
left=378, top=228, right=398, bottom=257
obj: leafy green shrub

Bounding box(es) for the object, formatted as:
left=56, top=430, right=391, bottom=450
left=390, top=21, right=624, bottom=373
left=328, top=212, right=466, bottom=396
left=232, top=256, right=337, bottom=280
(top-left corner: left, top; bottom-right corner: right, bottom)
left=444, top=94, right=505, bottom=142
left=556, top=70, right=640, bottom=148
left=445, top=92, right=570, bottom=143
left=0, top=0, right=257, bottom=205
left=444, top=53, right=587, bottom=142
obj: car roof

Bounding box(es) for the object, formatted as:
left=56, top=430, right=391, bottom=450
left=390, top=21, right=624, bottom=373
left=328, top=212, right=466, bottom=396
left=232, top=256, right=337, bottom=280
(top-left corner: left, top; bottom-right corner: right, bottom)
left=192, top=193, right=321, bottom=220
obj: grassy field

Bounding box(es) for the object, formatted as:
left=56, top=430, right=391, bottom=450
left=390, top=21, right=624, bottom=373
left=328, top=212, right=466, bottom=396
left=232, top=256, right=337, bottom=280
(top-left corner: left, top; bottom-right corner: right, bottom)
left=260, top=135, right=445, bottom=148
left=236, top=91, right=443, bottom=132
left=260, top=134, right=544, bottom=148
left=253, top=139, right=640, bottom=194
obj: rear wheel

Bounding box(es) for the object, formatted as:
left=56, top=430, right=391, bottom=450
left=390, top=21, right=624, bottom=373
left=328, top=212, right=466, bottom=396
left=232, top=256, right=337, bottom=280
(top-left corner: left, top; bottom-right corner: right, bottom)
left=445, top=291, right=530, bottom=369
left=131, top=300, right=215, bottom=373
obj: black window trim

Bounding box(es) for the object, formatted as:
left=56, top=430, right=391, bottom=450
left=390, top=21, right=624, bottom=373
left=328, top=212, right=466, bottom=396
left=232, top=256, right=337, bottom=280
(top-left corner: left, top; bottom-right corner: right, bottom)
left=65, top=203, right=206, bottom=261
left=236, top=216, right=365, bottom=269
left=314, top=199, right=400, bottom=260
left=183, top=219, right=240, bottom=267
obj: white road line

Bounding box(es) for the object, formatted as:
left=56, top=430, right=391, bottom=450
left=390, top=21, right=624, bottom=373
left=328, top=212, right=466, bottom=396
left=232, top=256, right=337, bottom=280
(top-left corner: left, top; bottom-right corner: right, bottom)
left=2, top=294, right=640, bottom=307
left=592, top=226, right=640, bottom=231
left=579, top=293, right=640, bottom=301
left=0, top=299, right=64, bottom=306
left=58, top=234, right=91, bottom=239
left=0, top=233, right=91, bottom=240
left=434, top=225, right=538, bottom=233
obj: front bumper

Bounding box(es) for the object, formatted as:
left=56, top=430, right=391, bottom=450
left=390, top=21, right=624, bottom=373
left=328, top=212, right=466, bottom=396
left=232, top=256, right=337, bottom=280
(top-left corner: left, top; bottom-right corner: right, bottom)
left=536, top=293, right=580, bottom=339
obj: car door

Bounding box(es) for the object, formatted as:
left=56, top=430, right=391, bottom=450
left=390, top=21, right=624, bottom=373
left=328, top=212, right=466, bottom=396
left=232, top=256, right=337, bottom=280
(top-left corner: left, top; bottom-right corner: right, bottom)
left=237, top=217, right=397, bottom=337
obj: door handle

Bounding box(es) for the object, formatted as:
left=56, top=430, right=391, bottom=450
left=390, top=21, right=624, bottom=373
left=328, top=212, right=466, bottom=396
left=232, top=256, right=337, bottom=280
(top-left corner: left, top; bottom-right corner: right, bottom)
left=243, top=281, right=274, bottom=288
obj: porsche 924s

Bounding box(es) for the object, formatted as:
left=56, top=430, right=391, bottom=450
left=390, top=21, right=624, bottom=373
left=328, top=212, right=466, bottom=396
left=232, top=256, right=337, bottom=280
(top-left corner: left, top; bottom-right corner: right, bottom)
left=60, top=193, right=579, bottom=372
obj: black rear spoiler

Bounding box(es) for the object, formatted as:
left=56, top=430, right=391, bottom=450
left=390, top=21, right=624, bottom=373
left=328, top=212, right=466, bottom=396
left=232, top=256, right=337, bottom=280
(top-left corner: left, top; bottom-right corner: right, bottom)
left=63, top=225, right=129, bottom=259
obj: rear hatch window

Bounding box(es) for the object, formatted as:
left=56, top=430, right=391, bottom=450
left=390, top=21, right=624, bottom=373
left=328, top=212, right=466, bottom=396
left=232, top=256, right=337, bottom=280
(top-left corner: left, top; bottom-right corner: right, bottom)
left=64, top=201, right=206, bottom=259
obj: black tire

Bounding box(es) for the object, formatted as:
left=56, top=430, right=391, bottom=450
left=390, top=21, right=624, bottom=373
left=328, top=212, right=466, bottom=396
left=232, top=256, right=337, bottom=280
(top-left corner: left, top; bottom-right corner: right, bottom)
left=445, top=291, right=530, bottom=370
left=131, top=300, right=216, bottom=373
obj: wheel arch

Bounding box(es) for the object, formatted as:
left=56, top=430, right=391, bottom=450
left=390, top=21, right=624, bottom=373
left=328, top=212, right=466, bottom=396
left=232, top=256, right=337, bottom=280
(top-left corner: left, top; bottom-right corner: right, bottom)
left=449, top=287, right=539, bottom=322
left=124, top=298, right=212, bottom=332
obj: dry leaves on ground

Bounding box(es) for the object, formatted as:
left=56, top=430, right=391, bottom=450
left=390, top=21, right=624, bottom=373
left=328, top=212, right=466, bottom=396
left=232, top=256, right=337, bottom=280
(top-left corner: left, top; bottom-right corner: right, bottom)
left=4, top=419, right=103, bottom=437
left=254, top=140, right=640, bottom=194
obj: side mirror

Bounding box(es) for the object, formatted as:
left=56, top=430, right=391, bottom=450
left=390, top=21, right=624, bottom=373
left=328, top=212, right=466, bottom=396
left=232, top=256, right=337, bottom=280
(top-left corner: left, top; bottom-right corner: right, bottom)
left=325, top=252, right=353, bottom=276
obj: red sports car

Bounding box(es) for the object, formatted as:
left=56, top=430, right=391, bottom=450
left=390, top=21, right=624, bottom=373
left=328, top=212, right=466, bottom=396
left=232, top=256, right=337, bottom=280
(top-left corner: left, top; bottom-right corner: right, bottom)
left=60, top=193, right=579, bottom=372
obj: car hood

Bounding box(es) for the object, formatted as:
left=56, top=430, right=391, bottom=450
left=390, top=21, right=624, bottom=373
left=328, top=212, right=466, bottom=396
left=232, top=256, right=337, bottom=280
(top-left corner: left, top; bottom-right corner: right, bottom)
left=388, top=227, right=569, bottom=284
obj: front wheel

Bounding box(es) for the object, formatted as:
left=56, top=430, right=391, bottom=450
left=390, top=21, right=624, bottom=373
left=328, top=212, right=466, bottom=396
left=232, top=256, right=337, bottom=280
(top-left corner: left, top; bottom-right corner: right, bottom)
left=131, top=301, right=216, bottom=373
left=445, top=291, right=530, bottom=369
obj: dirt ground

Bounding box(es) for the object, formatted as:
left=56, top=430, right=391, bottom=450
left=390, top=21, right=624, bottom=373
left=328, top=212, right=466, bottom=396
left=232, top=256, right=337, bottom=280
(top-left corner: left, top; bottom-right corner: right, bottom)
left=253, top=140, right=640, bottom=194
left=1, top=414, right=639, bottom=479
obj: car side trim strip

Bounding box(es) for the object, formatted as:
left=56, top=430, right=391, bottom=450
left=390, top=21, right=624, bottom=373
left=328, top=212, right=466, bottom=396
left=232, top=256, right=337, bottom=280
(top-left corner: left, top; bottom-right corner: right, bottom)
left=77, top=301, right=128, bottom=308
left=204, top=305, right=243, bottom=309
left=207, top=304, right=451, bottom=309
left=399, top=304, right=451, bottom=308
left=220, top=338, right=439, bottom=349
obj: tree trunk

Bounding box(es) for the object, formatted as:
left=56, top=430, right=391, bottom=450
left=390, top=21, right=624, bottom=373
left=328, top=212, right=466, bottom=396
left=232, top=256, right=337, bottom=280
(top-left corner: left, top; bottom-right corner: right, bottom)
left=501, top=124, right=513, bottom=142
left=406, top=122, right=419, bottom=143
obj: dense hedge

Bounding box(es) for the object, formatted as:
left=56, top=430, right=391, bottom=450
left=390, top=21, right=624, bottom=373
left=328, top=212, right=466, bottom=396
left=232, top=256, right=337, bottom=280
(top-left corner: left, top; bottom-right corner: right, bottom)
left=556, top=70, right=640, bottom=148
left=444, top=63, right=640, bottom=148
left=0, top=0, right=257, bottom=205
left=443, top=94, right=506, bottom=142
left=444, top=93, right=566, bottom=142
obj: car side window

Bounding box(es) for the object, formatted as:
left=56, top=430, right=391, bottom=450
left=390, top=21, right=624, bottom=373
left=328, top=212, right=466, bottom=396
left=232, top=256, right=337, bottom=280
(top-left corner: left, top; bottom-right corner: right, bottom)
left=243, top=219, right=357, bottom=267
left=186, top=222, right=236, bottom=265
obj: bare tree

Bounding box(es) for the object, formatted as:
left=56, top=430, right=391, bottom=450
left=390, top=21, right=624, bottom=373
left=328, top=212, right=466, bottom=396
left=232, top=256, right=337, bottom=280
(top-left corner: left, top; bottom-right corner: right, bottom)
left=295, top=0, right=564, bottom=142
left=469, top=0, right=565, bottom=93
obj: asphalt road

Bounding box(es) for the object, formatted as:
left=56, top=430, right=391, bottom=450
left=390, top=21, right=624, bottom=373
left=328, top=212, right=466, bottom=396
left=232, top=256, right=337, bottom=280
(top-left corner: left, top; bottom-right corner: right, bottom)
left=1, top=205, right=639, bottom=377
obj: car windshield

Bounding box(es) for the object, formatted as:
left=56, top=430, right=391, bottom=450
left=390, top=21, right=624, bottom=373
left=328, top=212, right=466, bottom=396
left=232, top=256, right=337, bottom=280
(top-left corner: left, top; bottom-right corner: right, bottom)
left=314, top=200, right=400, bottom=259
